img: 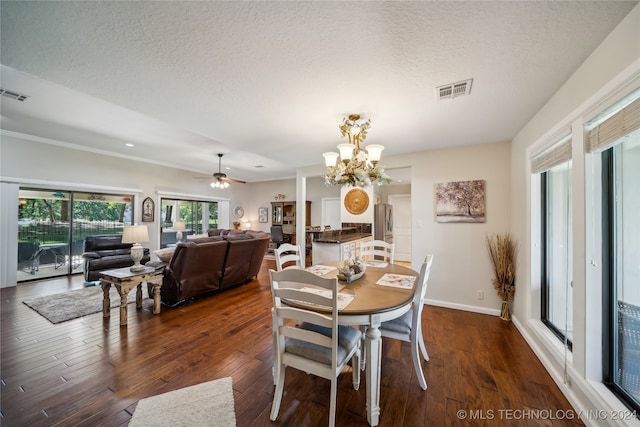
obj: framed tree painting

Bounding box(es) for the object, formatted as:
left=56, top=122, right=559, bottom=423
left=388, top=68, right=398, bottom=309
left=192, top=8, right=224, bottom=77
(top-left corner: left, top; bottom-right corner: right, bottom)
left=435, top=180, right=485, bottom=223
left=258, top=207, right=268, bottom=223
left=142, top=197, right=155, bottom=222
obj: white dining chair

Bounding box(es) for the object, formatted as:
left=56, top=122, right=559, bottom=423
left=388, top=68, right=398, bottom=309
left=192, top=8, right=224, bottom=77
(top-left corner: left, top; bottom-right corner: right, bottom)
left=379, top=254, right=433, bottom=390
left=274, top=243, right=302, bottom=271
left=269, top=268, right=361, bottom=427
left=359, top=239, right=395, bottom=263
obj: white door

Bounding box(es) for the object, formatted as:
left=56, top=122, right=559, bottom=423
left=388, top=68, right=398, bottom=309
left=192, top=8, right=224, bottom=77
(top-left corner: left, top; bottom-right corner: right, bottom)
left=322, top=197, right=341, bottom=230
left=388, top=194, right=411, bottom=262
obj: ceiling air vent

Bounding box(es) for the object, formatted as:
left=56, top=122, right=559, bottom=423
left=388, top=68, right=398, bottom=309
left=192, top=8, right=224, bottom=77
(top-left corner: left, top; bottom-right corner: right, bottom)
left=0, top=88, right=30, bottom=102
left=436, top=79, right=473, bottom=100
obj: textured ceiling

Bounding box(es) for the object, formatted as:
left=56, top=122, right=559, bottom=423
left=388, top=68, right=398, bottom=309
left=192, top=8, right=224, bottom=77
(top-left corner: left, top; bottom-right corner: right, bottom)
left=0, top=1, right=637, bottom=182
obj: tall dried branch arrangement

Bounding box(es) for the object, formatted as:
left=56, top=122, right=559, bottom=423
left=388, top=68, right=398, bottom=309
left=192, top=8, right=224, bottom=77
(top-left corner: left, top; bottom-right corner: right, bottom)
left=486, top=233, right=517, bottom=302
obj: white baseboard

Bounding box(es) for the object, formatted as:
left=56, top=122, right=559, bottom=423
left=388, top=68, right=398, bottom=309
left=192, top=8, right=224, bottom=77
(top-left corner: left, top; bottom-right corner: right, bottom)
left=424, top=298, right=501, bottom=317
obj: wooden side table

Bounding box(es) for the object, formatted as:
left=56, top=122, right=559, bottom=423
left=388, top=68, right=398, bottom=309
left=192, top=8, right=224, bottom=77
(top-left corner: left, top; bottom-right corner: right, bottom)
left=99, top=266, right=163, bottom=326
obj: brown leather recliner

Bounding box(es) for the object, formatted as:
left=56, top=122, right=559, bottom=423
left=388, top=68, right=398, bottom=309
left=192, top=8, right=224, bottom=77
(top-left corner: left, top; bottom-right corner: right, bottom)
left=154, top=231, right=270, bottom=306
left=160, top=240, right=228, bottom=306
left=82, top=235, right=150, bottom=282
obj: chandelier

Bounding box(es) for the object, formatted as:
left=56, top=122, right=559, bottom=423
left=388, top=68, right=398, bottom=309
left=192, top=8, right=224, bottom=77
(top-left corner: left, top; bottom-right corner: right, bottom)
left=323, top=114, right=392, bottom=187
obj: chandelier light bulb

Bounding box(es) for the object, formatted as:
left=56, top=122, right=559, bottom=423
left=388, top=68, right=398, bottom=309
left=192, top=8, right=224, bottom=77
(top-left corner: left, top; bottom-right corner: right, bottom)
left=366, top=144, right=384, bottom=165
left=323, top=152, right=339, bottom=167
left=337, top=143, right=355, bottom=161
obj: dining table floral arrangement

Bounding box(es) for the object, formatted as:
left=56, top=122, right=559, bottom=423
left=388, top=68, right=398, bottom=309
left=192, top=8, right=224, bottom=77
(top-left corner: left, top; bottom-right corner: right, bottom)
left=337, top=258, right=366, bottom=283
left=486, top=233, right=517, bottom=320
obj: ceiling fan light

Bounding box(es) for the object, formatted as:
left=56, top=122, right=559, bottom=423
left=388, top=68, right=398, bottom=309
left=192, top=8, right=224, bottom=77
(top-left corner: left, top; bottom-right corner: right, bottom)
left=211, top=181, right=229, bottom=189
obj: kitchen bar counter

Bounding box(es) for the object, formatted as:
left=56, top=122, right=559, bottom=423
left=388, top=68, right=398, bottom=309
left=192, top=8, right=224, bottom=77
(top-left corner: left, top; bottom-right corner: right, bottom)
left=312, top=234, right=373, bottom=265
left=313, top=232, right=371, bottom=243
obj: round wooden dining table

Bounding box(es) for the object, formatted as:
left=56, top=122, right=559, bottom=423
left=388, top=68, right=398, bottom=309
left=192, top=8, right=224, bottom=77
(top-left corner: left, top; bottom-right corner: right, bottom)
left=303, top=261, right=418, bottom=426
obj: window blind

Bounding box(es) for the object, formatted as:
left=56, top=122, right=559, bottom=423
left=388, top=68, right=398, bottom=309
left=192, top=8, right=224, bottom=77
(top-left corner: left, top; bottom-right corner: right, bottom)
left=587, top=97, right=640, bottom=153
left=531, top=137, right=572, bottom=174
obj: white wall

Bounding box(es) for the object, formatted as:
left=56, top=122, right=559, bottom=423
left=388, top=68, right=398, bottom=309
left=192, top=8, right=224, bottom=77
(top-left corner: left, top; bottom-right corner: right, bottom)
left=404, top=143, right=511, bottom=314
left=510, top=4, right=640, bottom=425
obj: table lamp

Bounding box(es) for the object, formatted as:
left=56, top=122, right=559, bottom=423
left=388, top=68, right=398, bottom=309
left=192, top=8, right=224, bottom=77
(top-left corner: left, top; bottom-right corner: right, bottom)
left=122, top=224, right=149, bottom=272
left=173, top=221, right=186, bottom=242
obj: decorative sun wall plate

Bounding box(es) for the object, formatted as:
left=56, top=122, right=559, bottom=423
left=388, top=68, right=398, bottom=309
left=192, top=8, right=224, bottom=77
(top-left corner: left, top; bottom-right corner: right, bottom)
left=344, top=188, right=369, bottom=215
left=233, top=205, right=245, bottom=219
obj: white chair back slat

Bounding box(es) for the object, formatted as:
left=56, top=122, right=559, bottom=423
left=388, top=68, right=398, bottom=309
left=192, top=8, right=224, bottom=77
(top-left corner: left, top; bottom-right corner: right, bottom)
left=274, top=243, right=302, bottom=271
left=359, top=240, right=395, bottom=263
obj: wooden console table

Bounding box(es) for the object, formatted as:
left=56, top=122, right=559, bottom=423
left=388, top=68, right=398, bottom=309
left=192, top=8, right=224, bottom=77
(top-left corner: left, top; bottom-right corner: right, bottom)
left=99, top=266, right=163, bottom=326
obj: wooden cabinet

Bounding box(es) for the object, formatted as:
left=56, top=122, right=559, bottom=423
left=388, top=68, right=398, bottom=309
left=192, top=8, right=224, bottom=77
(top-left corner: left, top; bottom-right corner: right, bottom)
left=272, top=203, right=283, bottom=224
left=271, top=201, right=311, bottom=244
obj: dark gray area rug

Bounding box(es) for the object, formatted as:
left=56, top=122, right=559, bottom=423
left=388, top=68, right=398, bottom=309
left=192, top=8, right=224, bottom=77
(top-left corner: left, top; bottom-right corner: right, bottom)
left=23, top=286, right=149, bottom=324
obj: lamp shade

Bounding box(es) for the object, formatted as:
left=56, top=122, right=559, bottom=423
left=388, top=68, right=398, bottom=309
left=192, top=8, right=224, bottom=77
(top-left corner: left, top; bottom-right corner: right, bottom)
left=122, top=225, right=149, bottom=244
left=173, top=221, right=186, bottom=231
left=337, top=143, right=355, bottom=161
left=323, top=152, right=339, bottom=167
left=366, top=144, right=384, bottom=164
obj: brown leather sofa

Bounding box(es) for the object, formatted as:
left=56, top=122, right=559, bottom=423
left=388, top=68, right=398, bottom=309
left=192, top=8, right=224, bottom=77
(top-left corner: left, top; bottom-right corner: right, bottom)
left=152, top=230, right=270, bottom=306
left=82, top=235, right=151, bottom=282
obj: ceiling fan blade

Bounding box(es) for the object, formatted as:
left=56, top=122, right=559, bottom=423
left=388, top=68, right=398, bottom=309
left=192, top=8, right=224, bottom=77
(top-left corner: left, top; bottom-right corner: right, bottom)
left=222, top=177, right=246, bottom=184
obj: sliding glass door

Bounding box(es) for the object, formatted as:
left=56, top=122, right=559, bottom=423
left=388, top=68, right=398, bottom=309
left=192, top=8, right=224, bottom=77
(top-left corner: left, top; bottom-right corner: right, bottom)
left=17, top=188, right=134, bottom=282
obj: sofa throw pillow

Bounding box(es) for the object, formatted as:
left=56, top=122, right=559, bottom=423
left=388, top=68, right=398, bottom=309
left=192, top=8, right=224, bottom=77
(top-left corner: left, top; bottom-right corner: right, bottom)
left=153, top=247, right=176, bottom=263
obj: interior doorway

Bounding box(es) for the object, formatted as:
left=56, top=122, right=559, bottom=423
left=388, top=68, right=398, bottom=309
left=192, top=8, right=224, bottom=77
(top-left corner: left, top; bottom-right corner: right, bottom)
left=388, top=194, right=411, bottom=262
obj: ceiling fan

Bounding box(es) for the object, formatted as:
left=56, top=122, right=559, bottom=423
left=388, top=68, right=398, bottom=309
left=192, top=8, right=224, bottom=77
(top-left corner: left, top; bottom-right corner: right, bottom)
left=196, top=153, right=246, bottom=188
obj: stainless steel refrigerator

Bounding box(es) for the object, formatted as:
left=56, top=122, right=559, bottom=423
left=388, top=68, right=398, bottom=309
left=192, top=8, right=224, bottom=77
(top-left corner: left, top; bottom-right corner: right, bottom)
left=374, top=204, right=393, bottom=243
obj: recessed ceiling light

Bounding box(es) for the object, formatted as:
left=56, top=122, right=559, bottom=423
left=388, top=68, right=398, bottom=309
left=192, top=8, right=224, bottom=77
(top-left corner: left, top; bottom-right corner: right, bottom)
left=126, top=143, right=134, bottom=147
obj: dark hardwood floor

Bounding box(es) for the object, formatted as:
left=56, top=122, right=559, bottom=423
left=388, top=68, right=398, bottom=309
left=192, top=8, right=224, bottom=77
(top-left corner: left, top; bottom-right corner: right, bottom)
left=1, top=259, right=583, bottom=427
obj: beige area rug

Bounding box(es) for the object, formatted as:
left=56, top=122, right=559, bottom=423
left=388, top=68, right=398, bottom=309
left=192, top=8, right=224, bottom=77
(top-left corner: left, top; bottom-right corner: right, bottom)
left=129, top=377, right=236, bottom=427
left=23, top=285, right=149, bottom=324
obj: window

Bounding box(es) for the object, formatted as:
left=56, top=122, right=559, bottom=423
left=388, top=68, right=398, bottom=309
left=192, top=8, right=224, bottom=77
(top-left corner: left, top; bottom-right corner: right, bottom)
left=533, top=134, right=573, bottom=347
left=540, top=161, right=573, bottom=347
left=160, top=198, right=218, bottom=247
left=595, top=94, right=640, bottom=412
